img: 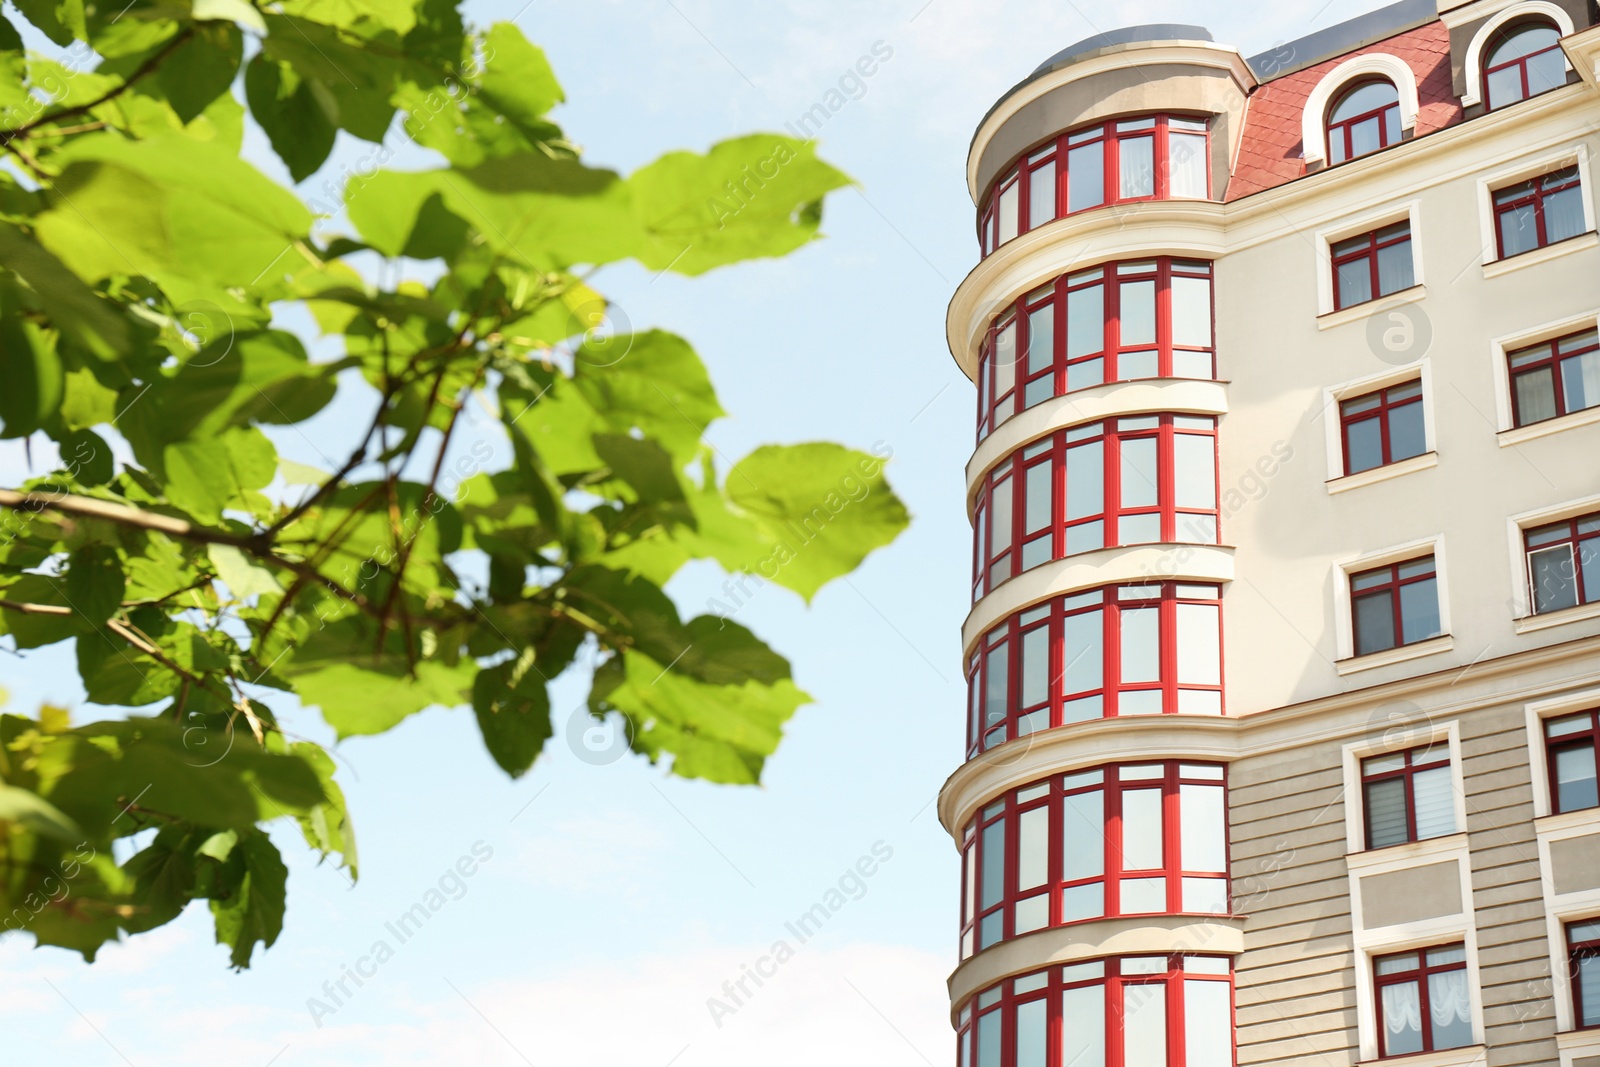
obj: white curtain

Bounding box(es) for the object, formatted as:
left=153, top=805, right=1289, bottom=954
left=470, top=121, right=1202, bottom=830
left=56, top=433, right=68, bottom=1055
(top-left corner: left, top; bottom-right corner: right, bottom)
left=1381, top=982, right=1422, bottom=1037
left=1429, top=971, right=1472, bottom=1029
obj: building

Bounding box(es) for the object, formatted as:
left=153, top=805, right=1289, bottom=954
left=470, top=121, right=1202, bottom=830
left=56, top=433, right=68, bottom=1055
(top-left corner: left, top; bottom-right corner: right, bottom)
left=939, top=2, right=1600, bottom=1066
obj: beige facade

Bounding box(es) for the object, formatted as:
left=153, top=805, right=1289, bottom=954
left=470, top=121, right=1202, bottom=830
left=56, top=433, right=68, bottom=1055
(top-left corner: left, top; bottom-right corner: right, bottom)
left=943, top=4, right=1600, bottom=1067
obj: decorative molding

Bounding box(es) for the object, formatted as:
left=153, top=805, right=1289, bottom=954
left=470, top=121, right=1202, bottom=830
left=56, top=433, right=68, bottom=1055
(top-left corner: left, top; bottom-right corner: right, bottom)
left=1302, top=53, right=1423, bottom=168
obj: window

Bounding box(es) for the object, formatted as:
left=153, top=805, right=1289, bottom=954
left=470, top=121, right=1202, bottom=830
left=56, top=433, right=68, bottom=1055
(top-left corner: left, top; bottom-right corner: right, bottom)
left=967, top=583, right=1224, bottom=756
left=1361, top=744, right=1456, bottom=849
left=1326, top=80, right=1401, bottom=165
left=1340, top=381, right=1426, bottom=474
left=1525, top=511, right=1600, bottom=614
left=1508, top=328, right=1600, bottom=427
left=1484, top=21, right=1566, bottom=111
left=956, top=956, right=1235, bottom=1067
left=977, top=115, right=1212, bottom=255
left=1546, top=710, right=1600, bottom=813
left=959, top=763, right=1229, bottom=956
left=1571, top=919, right=1600, bottom=1029
left=1374, top=944, right=1473, bottom=1056
left=976, top=258, right=1214, bottom=436
left=971, top=416, right=1220, bottom=600
left=1331, top=222, right=1415, bottom=310
left=1350, top=556, right=1441, bottom=657
left=1494, top=166, right=1587, bottom=258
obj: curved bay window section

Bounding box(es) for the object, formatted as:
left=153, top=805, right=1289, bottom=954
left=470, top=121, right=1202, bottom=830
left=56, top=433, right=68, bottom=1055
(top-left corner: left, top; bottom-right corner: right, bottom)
left=966, top=583, right=1225, bottom=757
left=956, top=955, right=1235, bottom=1067
left=977, top=114, right=1213, bottom=257
left=972, top=416, right=1221, bottom=601
left=959, top=763, right=1230, bottom=959
left=977, top=259, right=1215, bottom=441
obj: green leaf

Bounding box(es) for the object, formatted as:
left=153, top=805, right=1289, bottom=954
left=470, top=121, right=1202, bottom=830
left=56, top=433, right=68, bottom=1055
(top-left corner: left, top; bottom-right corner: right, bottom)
left=277, top=0, right=415, bottom=34
left=10, top=0, right=84, bottom=46
left=66, top=544, right=125, bottom=625
left=244, top=54, right=336, bottom=182
left=208, top=544, right=282, bottom=599
left=470, top=650, right=550, bottom=777
left=191, top=0, right=266, bottom=33
left=479, top=22, right=562, bottom=118
left=209, top=830, right=286, bottom=968
left=0, top=574, right=76, bottom=647
left=163, top=426, right=276, bottom=524
left=285, top=617, right=474, bottom=736
left=156, top=22, right=243, bottom=124
left=288, top=741, right=356, bottom=876
left=0, top=300, right=63, bottom=439
left=0, top=222, right=128, bottom=359
left=624, top=134, right=852, bottom=276
left=58, top=428, right=115, bottom=486
left=0, top=782, right=84, bottom=841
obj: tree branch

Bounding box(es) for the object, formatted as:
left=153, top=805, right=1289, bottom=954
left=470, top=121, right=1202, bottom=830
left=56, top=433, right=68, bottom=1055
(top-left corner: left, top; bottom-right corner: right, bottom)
left=0, top=29, right=195, bottom=146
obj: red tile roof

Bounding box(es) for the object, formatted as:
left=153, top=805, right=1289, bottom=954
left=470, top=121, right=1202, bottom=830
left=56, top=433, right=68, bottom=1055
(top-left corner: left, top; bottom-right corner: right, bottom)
left=1227, top=20, right=1464, bottom=201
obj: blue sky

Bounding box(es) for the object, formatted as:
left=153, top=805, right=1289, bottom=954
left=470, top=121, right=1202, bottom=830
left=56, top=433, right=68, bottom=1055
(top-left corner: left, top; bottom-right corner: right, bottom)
left=0, top=1, right=1390, bottom=1063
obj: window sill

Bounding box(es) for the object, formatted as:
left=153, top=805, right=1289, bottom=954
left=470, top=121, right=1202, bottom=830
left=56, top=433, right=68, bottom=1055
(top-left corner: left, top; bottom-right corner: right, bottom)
left=1346, top=832, right=1469, bottom=873
left=1482, top=231, right=1599, bottom=279
left=1533, top=807, right=1600, bottom=837
left=1557, top=1028, right=1600, bottom=1059
left=1357, top=1044, right=1486, bottom=1067
left=1498, top=405, right=1600, bottom=447
left=1514, top=599, right=1600, bottom=634
left=1317, top=285, right=1427, bottom=331
left=1337, top=635, right=1454, bottom=675
left=1328, top=452, right=1438, bottom=494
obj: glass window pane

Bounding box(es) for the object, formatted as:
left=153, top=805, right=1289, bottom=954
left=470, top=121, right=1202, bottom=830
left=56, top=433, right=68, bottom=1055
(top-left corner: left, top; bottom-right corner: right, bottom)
left=999, top=183, right=1019, bottom=245
left=1349, top=114, right=1382, bottom=158
left=1388, top=402, right=1427, bottom=462
left=1398, top=577, right=1441, bottom=644
left=977, top=1007, right=1002, bottom=1067
left=1515, top=366, right=1558, bottom=424
left=1119, top=280, right=1157, bottom=346
left=1171, top=275, right=1212, bottom=348
left=1169, top=132, right=1208, bottom=198
left=1185, top=980, right=1232, bottom=1067
left=1500, top=203, right=1540, bottom=256
left=1120, top=437, right=1159, bottom=509
left=1427, top=969, right=1474, bottom=1050
left=1018, top=807, right=1048, bottom=889
left=1546, top=184, right=1587, bottom=244
left=1061, top=609, right=1105, bottom=696
left=1380, top=980, right=1424, bottom=1056
left=1345, top=416, right=1385, bottom=474
left=1027, top=305, right=1055, bottom=377
left=1527, top=47, right=1567, bottom=95
left=1376, top=237, right=1414, bottom=295
left=1355, top=590, right=1396, bottom=656
left=1120, top=606, right=1160, bottom=684
left=1562, top=350, right=1600, bottom=413
left=1121, top=788, right=1165, bottom=870
left=1174, top=433, right=1216, bottom=510
left=1016, top=998, right=1047, bottom=1067
left=1366, top=777, right=1409, bottom=848
left=1066, top=519, right=1104, bottom=555
left=1061, top=984, right=1106, bottom=1067
left=1176, top=604, right=1221, bottom=686
left=1180, top=783, right=1227, bottom=871
left=1068, top=142, right=1105, bottom=212
left=1067, top=284, right=1105, bottom=358
left=1029, top=161, right=1057, bottom=230
left=1337, top=257, right=1373, bottom=307
left=980, top=820, right=1005, bottom=908
left=1062, top=789, right=1105, bottom=880
left=1530, top=544, right=1579, bottom=614
left=1486, top=64, right=1522, bottom=110
left=1120, top=876, right=1166, bottom=912
left=1065, top=441, right=1104, bottom=520
left=993, top=321, right=1017, bottom=399
left=984, top=641, right=1008, bottom=732
left=1123, top=984, right=1168, bottom=1067
left=991, top=477, right=1013, bottom=553
left=1120, top=348, right=1159, bottom=380
left=1554, top=742, right=1597, bottom=812
left=1060, top=881, right=1104, bottom=921
left=1120, top=136, right=1155, bottom=198
left=1412, top=765, right=1456, bottom=839
left=1067, top=357, right=1104, bottom=392
left=1578, top=954, right=1600, bottom=1027
left=1183, top=877, right=1230, bottom=914
left=1021, top=626, right=1049, bottom=708
left=1025, top=461, right=1053, bottom=533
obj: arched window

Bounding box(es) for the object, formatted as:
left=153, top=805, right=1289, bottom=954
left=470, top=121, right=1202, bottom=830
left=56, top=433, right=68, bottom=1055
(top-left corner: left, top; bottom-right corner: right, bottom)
left=1484, top=21, right=1565, bottom=110
left=1326, top=79, right=1401, bottom=164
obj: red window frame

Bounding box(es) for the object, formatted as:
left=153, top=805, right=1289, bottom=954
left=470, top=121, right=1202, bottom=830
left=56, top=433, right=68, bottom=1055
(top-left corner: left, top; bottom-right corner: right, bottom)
left=956, top=955, right=1236, bottom=1067
left=959, top=763, right=1230, bottom=957
left=1525, top=512, right=1600, bottom=614
left=1571, top=919, right=1600, bottom=1029
left=1493, top=166, right=1583, bottom=258
left=971, top=416, right=1221, bottom=601
left=1483, top=21, right=1566, bottom=111
left=977, top=113, right=1213, bottom=256
left=1325, top=79, right=1401, bottom=165
left=1360, top=744, right=1453, bottom=849
left=1545, top=710, right=1600, bottom=815
left=1331, top=223, right=1413, bottom=311
left=1508, top=328, right=1600, bottom=427
left=1373, top=943, right=1471, bottom=1057
left=977, top=258, right=1215, bottom=439
left=966, top=582, right=1225, bottom=757
left=1350, top=555, right=1439, bottom=656
left=1339, top=380, right=1426, bottom=475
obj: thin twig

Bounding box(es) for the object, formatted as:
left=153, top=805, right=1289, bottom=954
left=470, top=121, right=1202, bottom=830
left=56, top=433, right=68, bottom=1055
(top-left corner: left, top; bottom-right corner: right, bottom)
left=0, top=29, right=195, bottom=145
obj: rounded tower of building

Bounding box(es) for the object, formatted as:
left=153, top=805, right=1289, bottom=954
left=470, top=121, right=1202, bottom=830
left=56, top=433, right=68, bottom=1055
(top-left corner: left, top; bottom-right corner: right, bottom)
left=942, top=24, right=1257, bottom=1067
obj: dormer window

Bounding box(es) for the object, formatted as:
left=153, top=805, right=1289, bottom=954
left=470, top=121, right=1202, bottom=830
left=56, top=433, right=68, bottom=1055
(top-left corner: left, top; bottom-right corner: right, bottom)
left=1326, top=80, right=1401, bottom=164
left=1484, top=21, right=1565, bottom=110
